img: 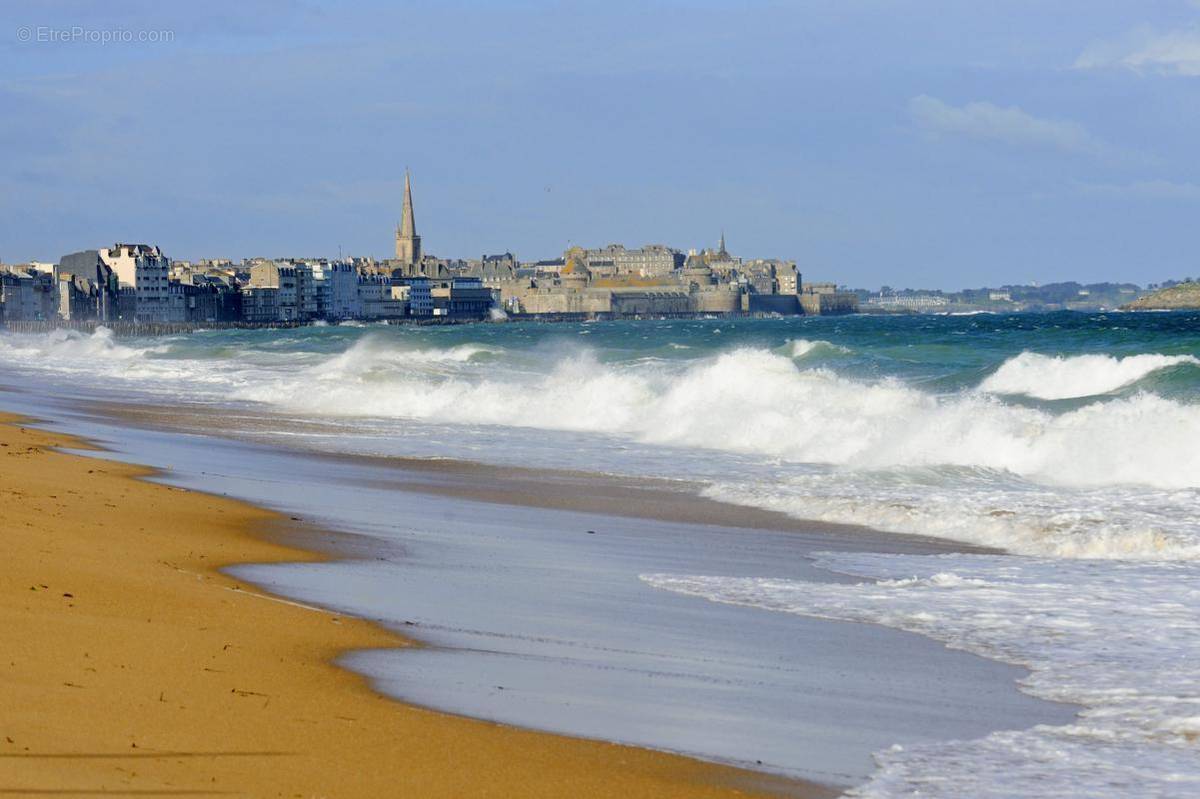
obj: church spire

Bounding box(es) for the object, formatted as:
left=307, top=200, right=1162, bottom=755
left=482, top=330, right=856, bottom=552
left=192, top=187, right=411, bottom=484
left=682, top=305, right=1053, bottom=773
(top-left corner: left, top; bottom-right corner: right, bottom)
left=395, top=169, right=422, bottom=266
left=400, top=169, right=416, bottom=239
left=718, top=229, right=727, bottom=256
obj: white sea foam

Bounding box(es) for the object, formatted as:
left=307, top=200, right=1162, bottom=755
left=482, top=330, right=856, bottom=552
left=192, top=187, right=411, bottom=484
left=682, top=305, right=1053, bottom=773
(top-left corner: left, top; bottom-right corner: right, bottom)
left=981, top=351, right=1200, bottom=399
left=234, top=342, right=1200, bottom=561
left=5, top=329, right=1200, bottom=559
left=702, top=473, right=1200, bottom=560
left=642, top=552, right=1200, bottom=798
left=10, top=331, right=1198, bottom=496
left=0, top=326, right=145, bottom=361
left=0, top=327, right=195, bottom=384
left=246, top=341, right=1200, bottom=489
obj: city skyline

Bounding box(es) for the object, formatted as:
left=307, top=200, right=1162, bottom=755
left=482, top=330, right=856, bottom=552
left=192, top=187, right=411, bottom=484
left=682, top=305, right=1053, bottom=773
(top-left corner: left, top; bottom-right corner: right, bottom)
left=3, top=2, right=1199, bottom=288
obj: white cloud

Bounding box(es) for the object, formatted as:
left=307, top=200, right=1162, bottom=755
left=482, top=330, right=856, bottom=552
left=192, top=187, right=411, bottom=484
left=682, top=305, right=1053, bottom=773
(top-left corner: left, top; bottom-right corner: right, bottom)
left=1074, top=26, right=1200, bottom=76
left=1079, top=179, right=1200, bottom=200
left=908, top=95, right=1109, bottom=157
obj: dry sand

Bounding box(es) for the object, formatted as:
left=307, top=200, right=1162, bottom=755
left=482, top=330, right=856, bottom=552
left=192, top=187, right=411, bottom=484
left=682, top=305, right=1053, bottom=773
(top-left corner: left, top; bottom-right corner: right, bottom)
left=0, top=414, right=834, bottom=798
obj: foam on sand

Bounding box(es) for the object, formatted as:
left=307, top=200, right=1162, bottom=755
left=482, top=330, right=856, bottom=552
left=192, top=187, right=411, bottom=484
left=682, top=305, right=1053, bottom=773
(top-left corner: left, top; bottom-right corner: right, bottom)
left=643, top=551, right=1200, bottom=798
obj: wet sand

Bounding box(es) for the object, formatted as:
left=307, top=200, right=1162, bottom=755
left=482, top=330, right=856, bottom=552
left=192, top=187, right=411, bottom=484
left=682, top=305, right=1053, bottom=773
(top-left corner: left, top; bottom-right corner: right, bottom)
left=11, top=395, right=1074, bottom=781
left=0, top=413, right=831, bottom=798
left=99, top=398, right=996, bottom=552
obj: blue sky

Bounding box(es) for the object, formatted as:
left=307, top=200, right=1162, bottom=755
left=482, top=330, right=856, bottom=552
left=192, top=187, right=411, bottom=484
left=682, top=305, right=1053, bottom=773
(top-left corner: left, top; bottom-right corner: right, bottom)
left=2, top=1, right=1198, bottom=289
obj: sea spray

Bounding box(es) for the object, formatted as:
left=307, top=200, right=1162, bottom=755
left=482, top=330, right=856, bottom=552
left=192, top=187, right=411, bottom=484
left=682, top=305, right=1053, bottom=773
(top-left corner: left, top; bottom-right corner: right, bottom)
left=5, top=326, right=1200, bottom=493
left=239, top=344, right=1200, bottom=491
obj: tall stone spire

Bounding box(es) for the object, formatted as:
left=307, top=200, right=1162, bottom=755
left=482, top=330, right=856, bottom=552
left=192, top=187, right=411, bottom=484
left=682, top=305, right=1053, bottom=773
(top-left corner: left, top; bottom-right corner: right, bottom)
left=718, top=230, right=727, bottom=256
left=395, top=169, right=422, bottom=266
left=400, top=170, right=416, bottom=238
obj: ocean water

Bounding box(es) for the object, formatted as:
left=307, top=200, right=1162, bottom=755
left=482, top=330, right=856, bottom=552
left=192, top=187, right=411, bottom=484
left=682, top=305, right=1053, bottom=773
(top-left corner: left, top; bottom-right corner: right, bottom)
left=2, top=310, right=1199, bottom=794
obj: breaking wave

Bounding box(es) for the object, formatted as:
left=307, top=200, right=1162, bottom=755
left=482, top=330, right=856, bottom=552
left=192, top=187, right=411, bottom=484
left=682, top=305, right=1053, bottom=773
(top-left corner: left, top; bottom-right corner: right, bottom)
left=981, top=351, right=1200, bottom=400
left=4, top=327, right=1199, bottom=560
left=11, top=330, right=1194, bottom=495
left=0, top=326, right=150, bottom=362
left=233, top=337, right=1200, bottom=560
left=236, top=341, right=1200, bottom=492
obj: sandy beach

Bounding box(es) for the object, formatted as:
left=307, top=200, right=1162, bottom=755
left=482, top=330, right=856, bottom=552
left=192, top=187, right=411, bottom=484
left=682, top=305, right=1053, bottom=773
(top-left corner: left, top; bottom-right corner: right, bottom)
left=0, top=413, right=830, bottom=798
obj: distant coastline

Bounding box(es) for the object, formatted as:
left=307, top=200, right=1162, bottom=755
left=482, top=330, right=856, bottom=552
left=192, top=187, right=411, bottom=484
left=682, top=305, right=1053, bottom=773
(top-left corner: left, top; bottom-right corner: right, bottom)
left=1122, top=281, right=1200, bottom=310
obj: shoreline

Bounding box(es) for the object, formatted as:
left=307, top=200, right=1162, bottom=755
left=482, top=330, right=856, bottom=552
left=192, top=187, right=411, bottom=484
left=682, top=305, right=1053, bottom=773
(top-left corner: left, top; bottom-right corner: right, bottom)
left=0, top=412, right=833, bottom=797
left=0, top=380, right=1079, bottom=788
left=93, top=398, right=998, bottom=556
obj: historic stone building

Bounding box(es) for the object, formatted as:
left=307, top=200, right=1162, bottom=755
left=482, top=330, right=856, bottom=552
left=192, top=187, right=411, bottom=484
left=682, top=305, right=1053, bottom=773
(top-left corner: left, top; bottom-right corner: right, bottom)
left=99, top=243, right=173, bottom=322
left=394, top=170, right=422, bottom=267
left=57, top=250, right=119, bottom=321
left=582, top=244, right=683, bottom=277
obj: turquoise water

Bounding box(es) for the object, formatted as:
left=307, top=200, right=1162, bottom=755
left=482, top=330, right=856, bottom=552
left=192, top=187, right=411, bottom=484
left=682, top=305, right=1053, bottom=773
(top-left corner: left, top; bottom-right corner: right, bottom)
left=154, top=311, right=1200, bottom=406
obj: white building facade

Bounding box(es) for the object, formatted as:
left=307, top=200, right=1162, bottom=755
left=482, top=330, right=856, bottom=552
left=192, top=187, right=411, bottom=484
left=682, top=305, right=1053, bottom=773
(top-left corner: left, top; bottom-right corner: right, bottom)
left=316, top=262, right=362, bottom=319
left=100, top=243, right=171, bottom=322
